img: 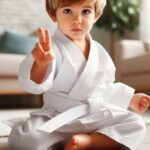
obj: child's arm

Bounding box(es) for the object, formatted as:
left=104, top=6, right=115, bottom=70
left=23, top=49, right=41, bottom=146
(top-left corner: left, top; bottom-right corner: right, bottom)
left=129, top=93, right=150, bottom=113
left=30, top=27, right=54, bottom=83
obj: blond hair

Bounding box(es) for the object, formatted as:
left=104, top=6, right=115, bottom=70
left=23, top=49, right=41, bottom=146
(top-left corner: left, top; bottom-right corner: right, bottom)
left=46, top=0, right=106, bottom=20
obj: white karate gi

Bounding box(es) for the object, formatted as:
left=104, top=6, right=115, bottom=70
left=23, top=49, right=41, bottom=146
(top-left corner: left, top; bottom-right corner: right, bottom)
left=8, top=29, right=146, bottom=150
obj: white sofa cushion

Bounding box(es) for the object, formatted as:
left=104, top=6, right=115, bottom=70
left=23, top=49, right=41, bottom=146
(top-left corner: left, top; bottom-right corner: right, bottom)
left=0, top=53, right=25, bottom=76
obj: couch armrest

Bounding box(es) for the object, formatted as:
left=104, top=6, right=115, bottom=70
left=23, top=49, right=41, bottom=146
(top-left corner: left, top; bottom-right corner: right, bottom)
left=0, top=53, right=25, bottom=77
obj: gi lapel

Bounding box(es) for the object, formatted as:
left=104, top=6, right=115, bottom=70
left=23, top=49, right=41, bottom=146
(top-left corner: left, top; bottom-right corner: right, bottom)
left=53, top=29, right=87, bottom=71
left=52, top=29, right=87, bottom=92
left=67, top=37, right=104, bottom=100
left=53, top=29, right=104, bottom=101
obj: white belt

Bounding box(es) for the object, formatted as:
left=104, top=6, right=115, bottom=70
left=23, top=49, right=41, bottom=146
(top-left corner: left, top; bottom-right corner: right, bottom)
left=38, top=103, right=89, bottom=133
left=37, top=93, right=108, bottom=133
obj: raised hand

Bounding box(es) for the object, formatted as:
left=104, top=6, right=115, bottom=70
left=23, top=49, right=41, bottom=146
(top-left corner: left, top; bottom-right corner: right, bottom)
left=32, top=27, right=54, bottom=66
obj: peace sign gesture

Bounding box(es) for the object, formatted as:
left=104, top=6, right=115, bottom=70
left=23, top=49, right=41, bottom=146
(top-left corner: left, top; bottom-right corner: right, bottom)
left=32, top=27, right=54, bottom=65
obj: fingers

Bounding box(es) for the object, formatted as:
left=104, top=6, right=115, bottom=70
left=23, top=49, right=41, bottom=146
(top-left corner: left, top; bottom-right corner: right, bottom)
left=32, top=28, right=54, bottom=65
left=45, top=29, right=51, bottom=46
left=38, top=27, right=51, bottom=51
left=139, top=106, right=146, bottom=113
left=143, top=96, right=150, bottom=104
left=32, top=43, right=44, bottom=56
left=140, top=98, right=150, bottom=111
left=38, top=27, right=45, bottom=44
left=32, top=42, right=54, bottom=64
left=148, top=96, right=150, bottom=103
left=142, top=99, right=149, bottom=106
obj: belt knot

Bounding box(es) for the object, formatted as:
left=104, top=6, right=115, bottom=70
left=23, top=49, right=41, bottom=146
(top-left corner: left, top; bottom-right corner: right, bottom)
left=86, top=95, right=104, bottom=113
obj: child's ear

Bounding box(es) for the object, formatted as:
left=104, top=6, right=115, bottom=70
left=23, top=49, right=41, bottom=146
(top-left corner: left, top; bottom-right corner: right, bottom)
left=47, top=10, right=57, bottom=22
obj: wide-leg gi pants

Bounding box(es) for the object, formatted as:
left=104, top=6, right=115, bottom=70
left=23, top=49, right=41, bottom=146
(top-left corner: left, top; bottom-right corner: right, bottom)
left=8, top=109, right=146, bottom=150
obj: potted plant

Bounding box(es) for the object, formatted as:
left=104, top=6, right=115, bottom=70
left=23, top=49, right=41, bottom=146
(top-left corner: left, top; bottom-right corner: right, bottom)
left=96, top=0, right=142, bottom=58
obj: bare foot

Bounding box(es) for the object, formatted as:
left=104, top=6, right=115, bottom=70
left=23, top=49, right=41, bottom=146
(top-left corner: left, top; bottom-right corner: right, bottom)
left=64, top=134, right=92, bottom=150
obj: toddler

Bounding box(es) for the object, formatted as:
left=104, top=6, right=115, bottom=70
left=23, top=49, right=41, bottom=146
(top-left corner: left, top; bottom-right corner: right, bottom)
left=8, top=0, right=150, bottom=150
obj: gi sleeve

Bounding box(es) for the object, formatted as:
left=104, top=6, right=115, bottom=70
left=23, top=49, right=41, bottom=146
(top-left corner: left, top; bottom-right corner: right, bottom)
left=18, top=54, right=56, bottom=94
left=102, top=58, right=135, bottom=110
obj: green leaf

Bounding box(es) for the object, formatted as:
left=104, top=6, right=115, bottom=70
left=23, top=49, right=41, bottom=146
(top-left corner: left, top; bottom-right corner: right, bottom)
left=95, top=0, right=142, bottom=35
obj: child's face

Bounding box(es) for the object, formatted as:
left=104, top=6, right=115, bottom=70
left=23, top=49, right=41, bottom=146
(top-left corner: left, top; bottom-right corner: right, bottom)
left=55, top=1, right=96, bottom=41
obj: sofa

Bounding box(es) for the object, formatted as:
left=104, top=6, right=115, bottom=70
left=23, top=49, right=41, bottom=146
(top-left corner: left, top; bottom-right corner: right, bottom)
left=0, top=31, right=39, bottom=95
left=0, top=53, right=26, bottom=95
left=114, top=39, right=150, bottom=92
left=0, top=0, right=56, bottom=96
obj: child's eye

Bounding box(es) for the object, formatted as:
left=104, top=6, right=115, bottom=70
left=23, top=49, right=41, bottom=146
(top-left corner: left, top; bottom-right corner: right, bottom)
left=63, top=9, right=72, bottom=14
left=82, top=9, right=91, bottom=15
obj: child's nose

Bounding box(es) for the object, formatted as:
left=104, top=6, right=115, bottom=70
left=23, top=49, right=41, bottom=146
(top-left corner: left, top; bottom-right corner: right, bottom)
left=72, top=15, right=82, bottom=25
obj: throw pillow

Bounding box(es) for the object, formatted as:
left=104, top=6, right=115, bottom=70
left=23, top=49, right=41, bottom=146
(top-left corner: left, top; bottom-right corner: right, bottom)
left=0, top=31, right=38, bottom=54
